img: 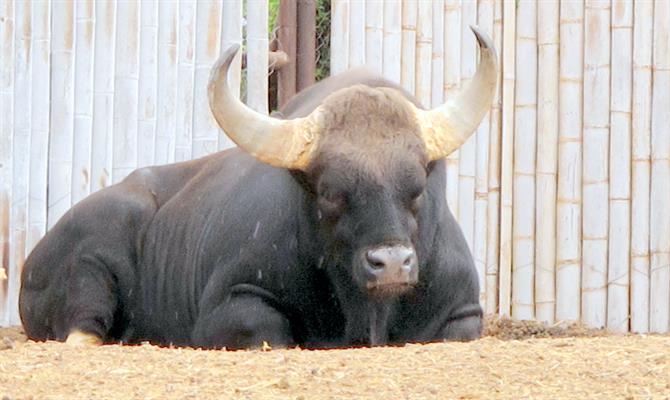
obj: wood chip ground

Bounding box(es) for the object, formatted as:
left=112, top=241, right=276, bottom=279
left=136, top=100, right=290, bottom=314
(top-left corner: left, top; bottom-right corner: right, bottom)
left=1, top=317, right=668, bottom=399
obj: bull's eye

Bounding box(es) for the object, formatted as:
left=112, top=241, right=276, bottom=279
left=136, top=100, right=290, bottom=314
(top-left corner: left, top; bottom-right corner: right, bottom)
left=318, top=193, right=346, bottom=218
left=409, top=192, right=424, bottom=215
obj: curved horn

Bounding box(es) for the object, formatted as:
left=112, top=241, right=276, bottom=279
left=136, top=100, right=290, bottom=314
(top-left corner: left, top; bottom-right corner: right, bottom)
left=417, top=26, right=498, bottom=160
left=208, top=44, right=320, bottom=170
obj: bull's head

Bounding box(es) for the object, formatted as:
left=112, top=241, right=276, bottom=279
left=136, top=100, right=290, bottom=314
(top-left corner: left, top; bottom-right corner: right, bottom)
left=208, top=27, right=497, bottom=299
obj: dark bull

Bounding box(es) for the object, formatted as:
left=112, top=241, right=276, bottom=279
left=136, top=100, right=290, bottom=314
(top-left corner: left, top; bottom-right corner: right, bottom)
left=19, top=26, right=497, bottom=349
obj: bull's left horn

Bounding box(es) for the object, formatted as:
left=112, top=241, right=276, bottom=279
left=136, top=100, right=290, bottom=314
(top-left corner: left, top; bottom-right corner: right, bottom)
left=417, top=26, right=498, bottom=160
left=208, top=44, right=321, bottom=170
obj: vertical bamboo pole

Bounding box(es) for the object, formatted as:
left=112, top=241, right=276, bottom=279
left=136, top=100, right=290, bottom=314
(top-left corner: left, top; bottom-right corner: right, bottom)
left=48, top=0, right=76, bottom=229
left=556, top=0, right=583, bottom=323
left=607, top=0, right=632, bottom=333
left=458, top=0, right=477, bottom=252
left=535, top=0, right=559, bottom=324
left=512, top=0, right=537, bottom=321
left=581, top=0, right=610, bottom=329
left=382, top=0, right=401, bottom=83
left=486, top=0, right=503, bottom=315
left=154, top=1, right=178, bottom=163
left=444, top=0, right=461, bottom=217
left=91, top=0, right=115, bottom=191
left=192, top=0, right=222, bottom=159
left=414, top=1, right=432, bottom=107
left=330, top=0, right=349, bottom=75
left=112, top=0, right=141, bottom=181
left=400, top=0, right=416, bottom=95
left=0, top=0, right=15, bottom=325
left=26, top=0, right=50, bottom=265
left=174, top=0, right=196, bottom=162
left=365, top=0, right=382, bottom=74
left=137, top=0, right=159, bottom=167
left=72, top=0, right=95, bottom=205
left=348, top=0, right=365, bottom=68
left=474, top=0, right=493, bottom=310
left=649, top=0, right=670, bottom=333
left=247, top=0, right=269, bottom=114
left=219, top=1, right=242, bottom=151
left=630, top=0, right=653, bottom=333
left=431, top=0, right=445, bottom=109
left=498, top=0, right=515, bottom=316
left=10, top=0, right=31, bottom=327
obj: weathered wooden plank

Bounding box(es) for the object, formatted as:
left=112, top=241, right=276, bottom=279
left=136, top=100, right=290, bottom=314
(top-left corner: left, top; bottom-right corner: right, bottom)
left=91, top=0, right=116, bottom=192
left=607, top=0, right=632, bottom=333
left=48, top=0, right=76, bottom=229
left=414, top=0, right=431, bottom=107
left=630, top=0, right=653, bottom=333
left=0, top=0, right=16, bottom=326
left=486, top=0, right=503, bottom=315
left=330, top=0, right=349, bottom=75
left=348, top=0, right=365, bottom=68
left=26, top=0, right=50, bottom=260
left=512, top=0, right=537, bottom=321
left=444, top=0, right=461, bottom=226
left=192, top=0, right=222, bottom=159
left=649, top=0, right=670, bottom=333
left=137, top=0, right=158, bottom=168
left=458, top=0, right=476, bottom=253
left=535, top=0, right=559, bottom=324
left=155, top=0, right=178, bottom=164
left=400, top=0, right=416, bottom=94
left=382, top=0, right=401, bottom=83
left=218, top=0, right=242, bottom=151
left=475, top=0, right=493, bottom=310
left=498, top=0, right=515, bottom=316
left=556, top=0, right=584, bottom=322
left=246, top=0, right=269, bottom=113
left=364, top=0, right=382, bottom=74
left=581, top=0, right=610, bottom=329
left=72, top=0, right=95, bottom=205
left=174, top=0, right=196, bottom=162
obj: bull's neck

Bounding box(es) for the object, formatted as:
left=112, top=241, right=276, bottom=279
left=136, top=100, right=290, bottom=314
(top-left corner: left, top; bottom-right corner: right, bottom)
left=325, top=262, right=395, bottom=346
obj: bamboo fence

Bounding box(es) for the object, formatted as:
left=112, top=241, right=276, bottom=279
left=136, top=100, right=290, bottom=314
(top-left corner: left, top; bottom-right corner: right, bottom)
left=1, top=0, right=670, bottom=333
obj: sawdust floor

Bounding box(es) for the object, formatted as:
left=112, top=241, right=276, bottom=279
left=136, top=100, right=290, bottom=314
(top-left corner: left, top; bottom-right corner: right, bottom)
left=1, top=317, right=669, bottom=399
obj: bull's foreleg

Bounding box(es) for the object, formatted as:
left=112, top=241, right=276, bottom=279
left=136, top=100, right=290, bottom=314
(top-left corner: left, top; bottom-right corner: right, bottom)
left=435, top=303, right=483, bottom=341
left=61, top=256, right=119, bottom=345
left=191, top=286, right=293, bottom=350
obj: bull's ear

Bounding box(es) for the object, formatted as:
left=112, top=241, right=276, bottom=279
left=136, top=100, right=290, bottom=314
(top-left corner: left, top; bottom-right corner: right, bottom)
left=208, top=44, right=322, bottom=171
left=416, top=26, right=498, bottom=160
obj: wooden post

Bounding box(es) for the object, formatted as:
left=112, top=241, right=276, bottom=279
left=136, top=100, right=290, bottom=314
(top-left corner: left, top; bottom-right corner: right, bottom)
left=444, top=0, right=461, bottom=218
left=556, top=0, right=583, bottom=323
left=296, top=0, right=316, bottom=91
left=512, top=0, right=537, bottom=321
left=277, top=0, right=297, bottom=107
left=649, top=0, right=670, bottom=333
left=498, top=0, right=515, bottom=316
left=607, top=0, right=632, bottom=333
left=535, top=0, right=559, bottom=324
left=486, top=0, right=503, bottom=315
left=630, top=0, right=653, bottom=333
left=581, top=0, right=610, bottom=329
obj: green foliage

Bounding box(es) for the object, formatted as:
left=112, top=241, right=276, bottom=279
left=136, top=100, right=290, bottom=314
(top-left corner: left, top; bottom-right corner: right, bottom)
left=315, top=0, right=331, bottom=81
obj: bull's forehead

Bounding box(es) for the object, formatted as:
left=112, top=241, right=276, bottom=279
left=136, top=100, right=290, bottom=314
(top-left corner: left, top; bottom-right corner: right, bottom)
left=316, top=85, right=425, bottom=147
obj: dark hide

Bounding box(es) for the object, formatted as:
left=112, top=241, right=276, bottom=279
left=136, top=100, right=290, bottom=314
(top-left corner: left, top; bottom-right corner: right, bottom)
left=19, top=69, right=482, bottom=349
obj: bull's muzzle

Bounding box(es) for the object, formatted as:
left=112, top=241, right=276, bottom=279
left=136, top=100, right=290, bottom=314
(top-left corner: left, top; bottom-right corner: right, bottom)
left=363, top=245, right=418, bottom=294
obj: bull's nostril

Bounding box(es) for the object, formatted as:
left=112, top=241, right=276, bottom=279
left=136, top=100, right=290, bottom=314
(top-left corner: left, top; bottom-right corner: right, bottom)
left=403, top=256, right=413, bottom=266
left=366, top=251, right=386, bottom=270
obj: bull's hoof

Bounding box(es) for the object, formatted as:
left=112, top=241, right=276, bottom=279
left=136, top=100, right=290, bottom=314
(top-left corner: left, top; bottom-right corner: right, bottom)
left=65, top=330, right=103, bottom=347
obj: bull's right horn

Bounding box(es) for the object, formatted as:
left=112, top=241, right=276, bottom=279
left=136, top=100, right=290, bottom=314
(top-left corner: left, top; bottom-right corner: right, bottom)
left=208, top=44, right=322, bottom=170
left=416, top=26, right=498, bottom=160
